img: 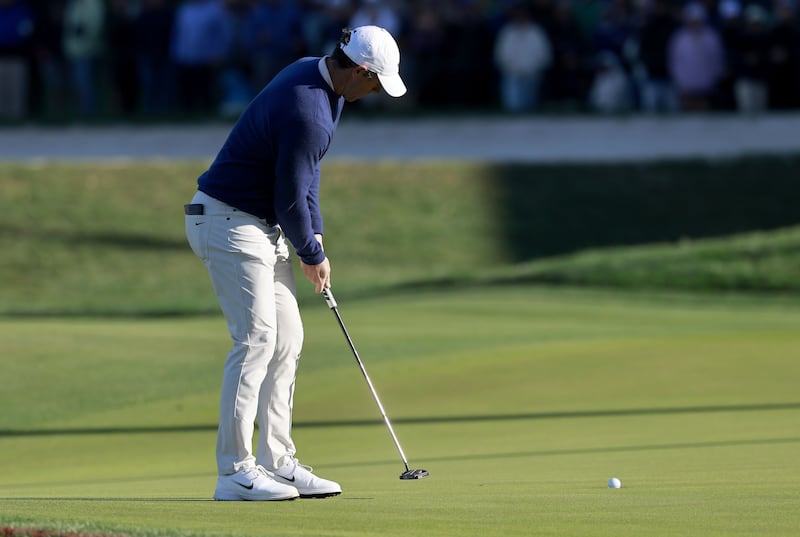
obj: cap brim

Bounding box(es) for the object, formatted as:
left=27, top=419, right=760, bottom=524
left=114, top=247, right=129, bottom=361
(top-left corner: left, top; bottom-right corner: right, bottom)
left=378, top=73, right=407, bottom=98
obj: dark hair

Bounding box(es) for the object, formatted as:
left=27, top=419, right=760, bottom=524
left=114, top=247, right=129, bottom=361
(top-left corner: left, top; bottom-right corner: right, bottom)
left=330, top=27, right=360, bottom=69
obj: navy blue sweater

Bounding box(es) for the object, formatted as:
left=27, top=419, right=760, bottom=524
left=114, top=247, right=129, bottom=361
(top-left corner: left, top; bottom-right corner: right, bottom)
left=198, top=57, right=343, bottom=265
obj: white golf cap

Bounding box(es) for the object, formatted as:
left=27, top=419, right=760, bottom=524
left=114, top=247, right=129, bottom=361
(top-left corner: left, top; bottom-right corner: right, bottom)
left=340, top=25, right=407, bottom=98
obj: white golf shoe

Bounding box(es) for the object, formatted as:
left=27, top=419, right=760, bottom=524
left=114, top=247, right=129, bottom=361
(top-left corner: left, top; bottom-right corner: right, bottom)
left=214, top=465, right=300, bottom=501
left=272, top=458, right=342, bottom=498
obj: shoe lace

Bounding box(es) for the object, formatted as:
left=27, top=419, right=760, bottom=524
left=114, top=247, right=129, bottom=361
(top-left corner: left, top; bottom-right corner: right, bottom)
left=254, top=465, right=272, bottom=478
left=287, top=457, right=313, bottom=473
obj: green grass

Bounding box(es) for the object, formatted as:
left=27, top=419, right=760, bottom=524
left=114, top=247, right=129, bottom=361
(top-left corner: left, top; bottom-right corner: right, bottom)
left=476, top=226, right=800, bottom=293
left=2, top=287, right=800, bottom=536
left=0, top=161, right=503, bottom=315
left=2, top=159, right=799, bottom=535
left=2, top=160, right=799, bottom=316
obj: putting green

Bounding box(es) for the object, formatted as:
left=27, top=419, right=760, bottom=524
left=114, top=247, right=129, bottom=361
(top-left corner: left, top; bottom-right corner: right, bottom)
left=1, top=287, right=799, bottom=536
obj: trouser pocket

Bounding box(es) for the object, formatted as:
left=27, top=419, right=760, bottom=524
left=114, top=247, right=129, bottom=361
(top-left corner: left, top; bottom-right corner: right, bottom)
left=185, top=214, right=210, bottom=260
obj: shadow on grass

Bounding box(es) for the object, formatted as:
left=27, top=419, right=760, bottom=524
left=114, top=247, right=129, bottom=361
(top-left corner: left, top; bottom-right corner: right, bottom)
left=2, top=402, right=798, bottom=438
left=2, top=227, right=187, bottom=251
left=0, top=498, right=213, bottom=502
left=328, top=435, right=800, bottom=470
left=489, top=160, right=800, bottom=262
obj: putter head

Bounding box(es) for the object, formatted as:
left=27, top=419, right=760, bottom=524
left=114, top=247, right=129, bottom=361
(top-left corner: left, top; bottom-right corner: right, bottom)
left=399, top=468, right=429, bottom=480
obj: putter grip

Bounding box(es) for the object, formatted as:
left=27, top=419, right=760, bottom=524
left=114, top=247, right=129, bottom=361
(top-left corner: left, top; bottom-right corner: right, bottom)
left=323, top=288, right=338, bottom=309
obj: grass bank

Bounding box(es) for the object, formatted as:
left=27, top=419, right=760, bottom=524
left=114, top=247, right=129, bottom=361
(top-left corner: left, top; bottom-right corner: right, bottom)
left=1, top=158, right=798, bottom=315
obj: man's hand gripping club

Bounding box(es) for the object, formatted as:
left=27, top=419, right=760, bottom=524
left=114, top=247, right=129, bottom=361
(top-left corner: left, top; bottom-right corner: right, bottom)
left=301, top=234, right=330, bottom=293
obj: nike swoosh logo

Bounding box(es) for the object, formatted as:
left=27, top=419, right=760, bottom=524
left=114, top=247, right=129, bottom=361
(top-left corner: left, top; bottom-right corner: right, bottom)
left=195, top=222, right=205, bottom=226
left=284, top=475, right=296, bottom=482
left=237, top=482, right=255, bottom=490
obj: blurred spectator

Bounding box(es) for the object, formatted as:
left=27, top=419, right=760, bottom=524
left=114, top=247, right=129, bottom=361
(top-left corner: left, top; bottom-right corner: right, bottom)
left=301, top=0, right=353, bottom=56
left=589, top=49, right=631, bottom=113
left=716, top=0, right=744, bottom=110
left=0, top=0, right=35, bottom=120
left=494, top=3, right=552, bottom=112
left=404, top=0, right=446, bottom=106
left=732, top=3, right=772, bottom=113
left=246, top=0, right=304, bottom=92
left=171, top=0, right=229, bottom=115
left=545, top=0, right=591, bottom=110
left=3, top=0, right=800, bottom=121
left=218, top=0, right=252, bottom=119
left=349, top=0, right=401, bottom=37
left=635, top=0, right=679, bottom=113
left=134, top=0, right=174, bottom=116
left=767, top=0, right=800, bottom=109
left=591, top=0, right=637, bottom=105
left=571, top=0, right=603, bottom=39
left=30, top=0, right=68, bottom=119
left=345, top=0, right=403, bottom=109
left=63, top=0, right=105, bottom=117
left=442, top=1, right=495, bottom=108
left=591, top=0, right=634, bottom=65
left=106, top=0, right=138, bottom=117
left=668, top=2, right=725, bottom=111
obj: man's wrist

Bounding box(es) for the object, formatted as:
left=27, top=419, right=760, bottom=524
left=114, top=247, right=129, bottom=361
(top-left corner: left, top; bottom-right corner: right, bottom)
left=300, top=250, right=327, bottom=266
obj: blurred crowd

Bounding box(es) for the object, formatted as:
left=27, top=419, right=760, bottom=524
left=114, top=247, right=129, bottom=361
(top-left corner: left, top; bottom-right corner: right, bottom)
left=0, top=0, right=799, bottom=122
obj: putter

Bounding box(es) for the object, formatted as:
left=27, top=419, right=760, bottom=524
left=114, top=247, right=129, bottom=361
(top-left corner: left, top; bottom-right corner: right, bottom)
left=322, top=288, right=429, bottom=480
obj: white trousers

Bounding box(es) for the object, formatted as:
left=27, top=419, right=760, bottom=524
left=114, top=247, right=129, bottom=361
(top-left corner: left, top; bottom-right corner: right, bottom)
left=185, top=191, right=304, bottom=475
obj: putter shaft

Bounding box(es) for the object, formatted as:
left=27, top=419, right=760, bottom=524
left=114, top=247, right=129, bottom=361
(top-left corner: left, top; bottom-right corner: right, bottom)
left=323, top=288, right=429, bottom=480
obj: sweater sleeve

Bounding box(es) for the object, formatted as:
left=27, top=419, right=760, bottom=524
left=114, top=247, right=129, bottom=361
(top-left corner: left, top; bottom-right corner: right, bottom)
left=307, top=172, right=323, bottom=236
left=273, top=117, right=329, bottom=265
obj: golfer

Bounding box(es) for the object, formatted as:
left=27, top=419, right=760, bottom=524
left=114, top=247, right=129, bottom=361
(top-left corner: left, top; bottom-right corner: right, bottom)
left=184, top=26, right=406, bottom=501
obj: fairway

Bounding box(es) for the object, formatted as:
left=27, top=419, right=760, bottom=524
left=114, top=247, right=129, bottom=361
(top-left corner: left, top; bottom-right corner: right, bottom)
left=1, top=287, right=799, bottom=537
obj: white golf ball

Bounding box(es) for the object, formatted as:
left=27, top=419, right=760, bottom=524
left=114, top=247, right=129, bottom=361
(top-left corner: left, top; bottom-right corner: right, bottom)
left=608, top=477, right=622, bottom=489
